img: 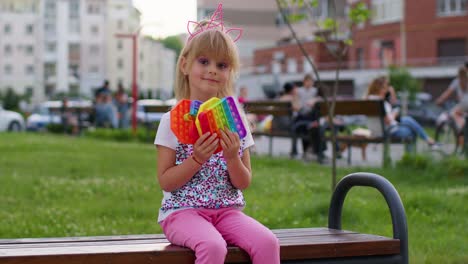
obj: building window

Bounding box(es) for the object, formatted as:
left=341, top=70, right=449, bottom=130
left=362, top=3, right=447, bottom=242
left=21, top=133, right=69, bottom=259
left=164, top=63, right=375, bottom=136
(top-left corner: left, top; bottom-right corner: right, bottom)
left=88, top=3, right=100, bottom=14
left=5, top=65, right=13, bottom=74
left=437, top=0, right=467, bottom=16
left=26, top=65, right=35, bottom=75
left=303, top=57, right=313, bottom=73
left=117, top=40, right=123, bottom=50
left=4, top=45, right=12, bottom=55
left=26, top=24, right=34, bottom=34
left=25, top=45, right=34, bottom=55
left=287, top=58, right=297, bottom=73
left=91, top=25, right=99, bottom=34
left=117, top=20, right=123, bottom=30
left=69, top=0, right=80, bottom=18
left=89, top=65, right=99, bottom=73
left=372, top=0, right=402, bottom=24
left=117, top=58, right=124, bottom=69
left=45, top=0, right=56, bottom=18
left=46, top=43, right=56, bottom=52
left=4, top=24, right=11, bottom=34
left=356, top=48, right=365, bottom=69
left=89, top=45, right=100, bottom=55
left=379, top=41, right=395, bottom=67
left=437, top=38, right=466, bottom=64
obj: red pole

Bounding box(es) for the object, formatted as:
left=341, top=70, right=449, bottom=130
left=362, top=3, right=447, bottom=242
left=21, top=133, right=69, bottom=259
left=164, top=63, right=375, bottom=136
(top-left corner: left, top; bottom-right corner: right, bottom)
left=131, top=35, right=138, bottom=135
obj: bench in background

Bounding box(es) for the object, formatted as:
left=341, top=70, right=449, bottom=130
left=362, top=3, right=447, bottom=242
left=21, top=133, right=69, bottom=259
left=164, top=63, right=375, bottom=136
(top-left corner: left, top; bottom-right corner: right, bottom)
left=315, top=100, right=417, bottom=165
left=0, top=173, right=408, bottom=264
left=243, top=101, right=294, bottom=156
left=141, top=105, right=172, bottom=141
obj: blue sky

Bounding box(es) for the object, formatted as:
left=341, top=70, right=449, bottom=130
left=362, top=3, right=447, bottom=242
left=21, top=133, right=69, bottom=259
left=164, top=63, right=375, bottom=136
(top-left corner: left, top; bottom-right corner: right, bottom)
left=132, top=0, right=197, bottom=38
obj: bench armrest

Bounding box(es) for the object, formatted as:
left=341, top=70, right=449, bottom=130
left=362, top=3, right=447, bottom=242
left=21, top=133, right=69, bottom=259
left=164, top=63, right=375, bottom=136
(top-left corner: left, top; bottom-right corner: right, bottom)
left=328, top=172, right=408, bottom=264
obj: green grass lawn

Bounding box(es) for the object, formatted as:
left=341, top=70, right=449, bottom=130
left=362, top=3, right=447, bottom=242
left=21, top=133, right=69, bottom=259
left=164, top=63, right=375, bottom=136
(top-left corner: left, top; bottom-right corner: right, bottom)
left=0, top=133, right=467, bottom=263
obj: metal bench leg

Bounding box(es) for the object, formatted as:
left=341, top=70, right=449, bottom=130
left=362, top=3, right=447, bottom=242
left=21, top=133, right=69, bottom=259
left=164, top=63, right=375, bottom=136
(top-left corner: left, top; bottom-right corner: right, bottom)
left=269, top=136, right=273, bottom=156
left=347, top=145, right=351, bottom=165
left=328, top=173, right=408, bottom=264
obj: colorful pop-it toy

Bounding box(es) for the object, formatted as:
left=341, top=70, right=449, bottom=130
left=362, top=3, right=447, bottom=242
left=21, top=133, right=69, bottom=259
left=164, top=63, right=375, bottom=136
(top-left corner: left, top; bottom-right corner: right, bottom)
left=170, top=99, right=202, bottom=144
left=170, top=96, right=247, bottom=152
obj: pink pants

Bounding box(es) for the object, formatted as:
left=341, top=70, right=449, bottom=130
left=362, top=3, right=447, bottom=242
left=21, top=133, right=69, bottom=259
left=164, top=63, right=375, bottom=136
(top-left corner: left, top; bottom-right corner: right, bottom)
left=161, top=208, right=280, bottom=264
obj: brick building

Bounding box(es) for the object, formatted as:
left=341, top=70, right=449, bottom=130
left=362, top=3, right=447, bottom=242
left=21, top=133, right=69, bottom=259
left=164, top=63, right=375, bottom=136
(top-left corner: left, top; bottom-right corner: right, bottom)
left=243, top=0, right=467, bottom=99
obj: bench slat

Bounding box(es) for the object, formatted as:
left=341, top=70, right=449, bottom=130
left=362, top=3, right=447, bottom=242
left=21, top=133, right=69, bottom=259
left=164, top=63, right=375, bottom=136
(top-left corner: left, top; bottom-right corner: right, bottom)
left=0, top=229, right=399, bottom=263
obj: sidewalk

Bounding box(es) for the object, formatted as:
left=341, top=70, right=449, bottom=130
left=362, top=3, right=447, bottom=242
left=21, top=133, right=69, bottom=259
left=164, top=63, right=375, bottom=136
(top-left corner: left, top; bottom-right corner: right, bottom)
left=251, top=136, right=407, bottom=167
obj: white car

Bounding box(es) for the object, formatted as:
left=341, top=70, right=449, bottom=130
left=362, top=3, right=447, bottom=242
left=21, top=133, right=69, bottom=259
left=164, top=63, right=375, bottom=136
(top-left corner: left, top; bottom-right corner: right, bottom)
left=0, top=105, right=25, bottom=132
left=26, top=100, right=92, bottom=131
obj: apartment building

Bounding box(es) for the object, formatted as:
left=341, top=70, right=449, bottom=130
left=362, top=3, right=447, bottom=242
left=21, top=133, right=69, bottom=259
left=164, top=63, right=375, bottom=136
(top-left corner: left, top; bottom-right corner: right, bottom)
left=243, top=0, right=467, bottom=99
left=139, top=37, right=175, bottom=99
left=0, top=0, right=176, bottom=102
left=349, top=0, right=468, bottom=95
left=0, top=0, right=44, bottom=102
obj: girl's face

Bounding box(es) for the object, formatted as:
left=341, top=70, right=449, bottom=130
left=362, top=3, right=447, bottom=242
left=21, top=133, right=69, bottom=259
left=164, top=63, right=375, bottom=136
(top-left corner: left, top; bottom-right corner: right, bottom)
left=182, top=54, right=231, bottom=101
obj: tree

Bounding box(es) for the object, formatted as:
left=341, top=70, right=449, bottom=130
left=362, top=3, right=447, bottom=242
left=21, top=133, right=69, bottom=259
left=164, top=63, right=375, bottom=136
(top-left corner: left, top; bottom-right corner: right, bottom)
left=276, top=0, right=370, bottom=190
left=2, top=88, right=21, bottom=111
left=161, top=35, right=183, bottom=59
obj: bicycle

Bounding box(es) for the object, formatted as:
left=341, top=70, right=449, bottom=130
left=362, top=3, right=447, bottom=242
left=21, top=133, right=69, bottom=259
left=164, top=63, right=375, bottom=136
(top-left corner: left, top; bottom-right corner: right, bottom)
left=434, top=103, right=466, bottom=156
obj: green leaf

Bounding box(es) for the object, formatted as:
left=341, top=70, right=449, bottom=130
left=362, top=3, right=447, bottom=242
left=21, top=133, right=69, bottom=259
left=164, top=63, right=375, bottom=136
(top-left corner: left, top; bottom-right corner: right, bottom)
left=315, top=36, right=326, bottom=42
left=309, top=0, right=319, bottom=8
left=343, top=39, right=353, bottom=46
left=288, top=13, right=307, bottom=23
left=349, top=3, right=371, bottom=25
left=321, top=18, right=337, bottom=30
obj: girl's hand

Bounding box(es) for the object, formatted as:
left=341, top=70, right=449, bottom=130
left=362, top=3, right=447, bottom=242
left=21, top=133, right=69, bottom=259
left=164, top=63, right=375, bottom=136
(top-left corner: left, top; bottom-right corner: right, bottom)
left=220, top=129, right=240, bottom=161
left=193, top=132, right=219, bottom=163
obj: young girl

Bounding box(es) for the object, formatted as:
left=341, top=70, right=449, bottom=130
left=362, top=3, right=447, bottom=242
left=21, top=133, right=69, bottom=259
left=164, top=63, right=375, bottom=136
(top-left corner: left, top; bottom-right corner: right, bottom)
left=153, top=16, right=280, bottom=264
left=365, top=76, right=439, bottom=149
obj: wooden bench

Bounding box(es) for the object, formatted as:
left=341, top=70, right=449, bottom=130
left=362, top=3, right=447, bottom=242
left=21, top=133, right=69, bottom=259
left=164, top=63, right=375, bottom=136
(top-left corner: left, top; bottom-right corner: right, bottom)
left=48, top=105, right=94, bottom=134
left=243, top=101, right=295, bottom=156
left=315, top=100, right=417, bottom=165
left=0, top=173, right=408, bottom=264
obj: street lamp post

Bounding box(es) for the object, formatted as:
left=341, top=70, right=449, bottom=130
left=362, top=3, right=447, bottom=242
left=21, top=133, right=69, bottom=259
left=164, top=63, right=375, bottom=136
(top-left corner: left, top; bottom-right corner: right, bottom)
left=115, top=28, right=142, bottom=135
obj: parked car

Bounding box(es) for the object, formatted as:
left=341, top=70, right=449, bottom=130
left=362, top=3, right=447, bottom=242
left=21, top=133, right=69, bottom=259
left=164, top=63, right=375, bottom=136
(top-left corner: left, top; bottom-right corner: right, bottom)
left=0, top=105, right=25, bottom=132
left=26, top=100, right=92, bottom=131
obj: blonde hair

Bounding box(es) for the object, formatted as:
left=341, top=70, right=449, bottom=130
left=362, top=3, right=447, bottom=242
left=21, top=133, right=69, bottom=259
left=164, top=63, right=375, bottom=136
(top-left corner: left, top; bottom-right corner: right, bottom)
left=174, top=22, right=240, bottom=100
left=366, top=76, right=388, bottom=97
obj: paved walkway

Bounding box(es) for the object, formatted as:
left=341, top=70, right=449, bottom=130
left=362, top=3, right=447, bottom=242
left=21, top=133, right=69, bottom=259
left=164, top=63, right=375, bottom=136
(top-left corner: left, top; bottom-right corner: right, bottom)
left=251, top=136, right=408, bottom=167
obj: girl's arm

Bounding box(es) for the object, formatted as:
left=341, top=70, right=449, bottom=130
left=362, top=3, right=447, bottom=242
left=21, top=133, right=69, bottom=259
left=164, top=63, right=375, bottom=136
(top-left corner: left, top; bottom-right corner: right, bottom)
left=220, top=130, right=252, bottom=190
left=157, top=133, right=219, bottom=192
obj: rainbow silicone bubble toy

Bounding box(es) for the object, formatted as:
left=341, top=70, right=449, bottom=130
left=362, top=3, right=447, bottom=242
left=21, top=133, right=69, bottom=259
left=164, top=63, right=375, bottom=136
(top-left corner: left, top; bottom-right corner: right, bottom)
left=196, top=96, right=247, bottom=139
left=170, top=97, right=247, bottom=150
left=170, top=99, right=202, bottom=144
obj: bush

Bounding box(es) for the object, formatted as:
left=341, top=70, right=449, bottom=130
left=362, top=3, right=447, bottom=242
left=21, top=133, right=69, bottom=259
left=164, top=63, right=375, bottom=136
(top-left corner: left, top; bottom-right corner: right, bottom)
left=47, top=124, right=72, bottom=134
left=396, top=153, right=432, bottom=170
left=440, top=157, right=468, bottom=178
left=388, top=66, right=421, bottom=102
left=83, top=127, right=157, bottom=143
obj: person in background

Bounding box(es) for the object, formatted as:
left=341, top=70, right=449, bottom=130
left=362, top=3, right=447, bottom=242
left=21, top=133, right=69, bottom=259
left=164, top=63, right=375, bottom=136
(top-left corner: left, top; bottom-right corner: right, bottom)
left=237, top=86, right=248, bottom=105
left=95, top=80, right=118, bottom=128
left=61, top=97, right=79, bottom=135
left=154, top=14, right=280, bottom=264
left=114, top=83, right=129, bottom=129
left=435, top=66, right=468, bottom=132
left=366, top=76, right=440, bottom=149
left=293, top=74, right=326, bottom=161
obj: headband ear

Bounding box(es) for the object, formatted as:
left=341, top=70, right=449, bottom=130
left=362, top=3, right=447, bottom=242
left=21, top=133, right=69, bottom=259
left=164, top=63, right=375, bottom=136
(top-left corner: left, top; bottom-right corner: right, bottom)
left=187, top=21, right=202, bottom=40
left=225, top=28, right=243, bottom=43
left=186, top=3, right=243, bottom=43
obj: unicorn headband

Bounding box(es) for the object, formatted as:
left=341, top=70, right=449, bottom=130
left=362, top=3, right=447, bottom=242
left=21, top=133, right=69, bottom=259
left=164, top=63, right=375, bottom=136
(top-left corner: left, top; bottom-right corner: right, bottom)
left=187, top=3, right=243, bottom=42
